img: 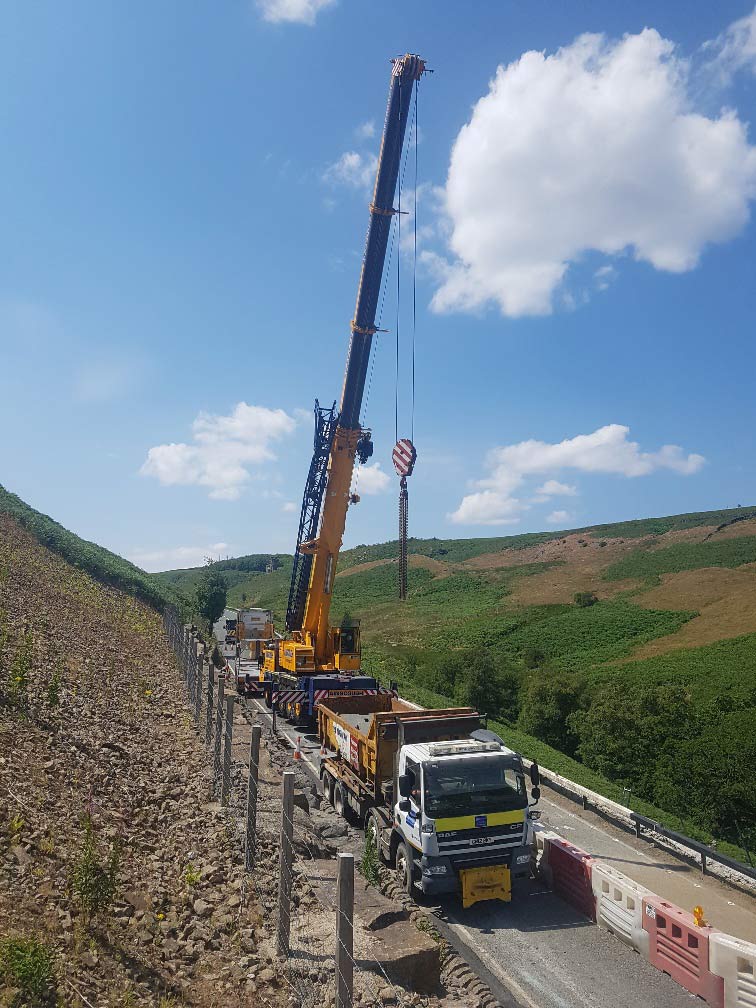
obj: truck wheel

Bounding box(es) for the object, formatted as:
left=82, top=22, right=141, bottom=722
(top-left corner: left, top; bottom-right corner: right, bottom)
left=396, top=841, right=415, bottom=897
left=334, top=783, right=348, bottom=819
left=323, top=773, right=335, bottom=807
left=366, top=811, right=389, bottom=865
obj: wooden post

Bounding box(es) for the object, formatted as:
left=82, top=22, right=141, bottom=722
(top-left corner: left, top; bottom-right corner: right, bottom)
left=277, top=772, right=295, bottom=958
left=335, top=852, right=354, bottom=1008
left=221, top=694, right=234, bottom=806
left=245, top=725, right=262, bottom=870
left=205, top=664, right=214, bottom=745
left=194, top=653, right=203, bottom=722
left=212, top=679, right=225, bottom=795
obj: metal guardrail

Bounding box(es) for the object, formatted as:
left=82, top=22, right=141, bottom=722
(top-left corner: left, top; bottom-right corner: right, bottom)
left=519, top=755, right=756, bottom=889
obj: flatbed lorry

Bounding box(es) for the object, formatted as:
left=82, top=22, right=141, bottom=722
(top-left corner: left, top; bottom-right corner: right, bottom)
left=318, top=693, right=541, bottom=909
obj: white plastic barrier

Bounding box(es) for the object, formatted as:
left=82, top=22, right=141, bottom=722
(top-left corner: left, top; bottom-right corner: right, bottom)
left=532, top=827, right=561, bottom=887
left=710, top=931, right=756, bottom=1008
left=591, top=863, right=650, bottom=957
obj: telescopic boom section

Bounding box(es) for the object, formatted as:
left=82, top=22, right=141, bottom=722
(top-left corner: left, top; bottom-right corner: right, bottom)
left=298, top=54, right=426, bottom=667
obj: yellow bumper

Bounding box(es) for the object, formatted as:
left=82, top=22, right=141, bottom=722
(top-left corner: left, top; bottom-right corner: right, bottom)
left=460, top=865, right=511, bottom=909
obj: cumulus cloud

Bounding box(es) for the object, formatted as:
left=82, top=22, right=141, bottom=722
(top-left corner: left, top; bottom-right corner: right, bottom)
left=141, top=402, right=296, bottom=501
left=430, top=26, right=756, bottom=317
left=450, top=423, right=705, bottom=525
left=355, top=120, right=376, bottom=140
left=547, top=510, right=571, bottom=525
left=256, top=0, right=335, bottom=25
left=282, top=501, right=297, bottom=513
left=352, top=462, right=391, bottom=495
left=702, top=5, right=756, bottom=84
left=323, top=150, right=378, bottom=191
left=128, top=542, right=229, bottom=573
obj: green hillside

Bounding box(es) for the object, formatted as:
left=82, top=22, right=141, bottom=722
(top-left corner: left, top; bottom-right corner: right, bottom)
left=0, top=485, right=178, bottom=611
left=158, top=503, right=756, bottom=852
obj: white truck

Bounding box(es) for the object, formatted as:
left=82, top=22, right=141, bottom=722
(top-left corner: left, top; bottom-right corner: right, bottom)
left=318, top=694, right=541, bottom=908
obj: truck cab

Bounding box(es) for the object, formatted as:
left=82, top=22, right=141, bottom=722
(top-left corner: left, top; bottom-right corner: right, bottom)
left=394, top=739, right=536, bottom=905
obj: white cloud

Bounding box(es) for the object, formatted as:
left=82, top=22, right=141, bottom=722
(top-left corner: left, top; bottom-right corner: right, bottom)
left=547, top=510, right=571, bottom=525
left=128, top=542, right=229, bottom=573
left=282, top=501, right=297, bottom=513
left=430, top=27, right=756, bottom=317
left=702, top=6, right=756, bottom=84
left=355, top=120, right=376, bottom=140
left=323, top=150, right=378, bottom=191
left=450, top=423, right=705, bottom=525
left=352, top=462, right=391, bottom=495
left=536, top=480, right=577, bottom=497
left=141, top=402, right=297, bottom=501
left=256, top=0, right=335, bottom=25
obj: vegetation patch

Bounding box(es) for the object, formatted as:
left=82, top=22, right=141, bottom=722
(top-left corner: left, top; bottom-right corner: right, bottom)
left=604, top=536, right=756, bottom=582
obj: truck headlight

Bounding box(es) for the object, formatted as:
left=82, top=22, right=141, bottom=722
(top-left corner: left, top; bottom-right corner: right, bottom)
left=516, top=853, right=531, bottom=865
left=421, top=864, right=448, bottom=876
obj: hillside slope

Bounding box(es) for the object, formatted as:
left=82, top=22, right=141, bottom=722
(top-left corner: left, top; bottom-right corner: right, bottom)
left=0, top=515, right=281, bottom=1006
left=159, top=505, right=756, bottom=853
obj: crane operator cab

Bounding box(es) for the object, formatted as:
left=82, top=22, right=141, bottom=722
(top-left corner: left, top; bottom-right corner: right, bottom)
left=331, top=620, right=361, bottom=672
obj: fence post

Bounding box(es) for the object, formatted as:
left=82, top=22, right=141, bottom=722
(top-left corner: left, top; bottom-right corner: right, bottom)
left=335, top=852, right=354, bottom=1008
left=213, top=678, right=225, bottom=795
left=277, top=771, right=295, bottom=958
left=221, top=694, right=234, bottom=806
left=205, top=664, right=215, bottom=745
left=245, top=725, right=262, bottom=870
left=194, top=653, right=203, bottom=722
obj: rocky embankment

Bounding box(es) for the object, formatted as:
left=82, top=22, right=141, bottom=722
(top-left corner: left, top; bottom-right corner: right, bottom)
left=0, top=515, right=283, bottom=1006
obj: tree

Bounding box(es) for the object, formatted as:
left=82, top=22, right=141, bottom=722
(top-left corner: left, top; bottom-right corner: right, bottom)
left=454, top=655, right=521, bottom=720
left=523, top=647, right=545, bottom=670
left=518, top=672, right=582, bottom=754
left=196, top=561, right=228, bottom=631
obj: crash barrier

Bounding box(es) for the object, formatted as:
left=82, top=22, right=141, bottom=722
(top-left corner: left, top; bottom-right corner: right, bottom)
left=709, top=932, right=756, bottom=1008
left=518, top=755, right=756, bottom=889
left=642, top=896, right=724, bottom=1008
left=591, top=863, right=650, bottom=956
left=532, top=827, right=559, bottom=887
left=546, top=837, right=595, bottom=921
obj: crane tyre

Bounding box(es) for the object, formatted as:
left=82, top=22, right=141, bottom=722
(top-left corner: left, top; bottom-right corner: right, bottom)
left=396, top=841, right=415, bottom=897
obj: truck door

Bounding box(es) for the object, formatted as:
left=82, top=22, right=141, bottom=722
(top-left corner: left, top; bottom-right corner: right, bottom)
left=400, top=758, right=423, bottom=853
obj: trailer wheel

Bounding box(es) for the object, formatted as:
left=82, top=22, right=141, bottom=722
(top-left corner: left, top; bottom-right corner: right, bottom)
left=396, top=841, right=415, bottom=897
left=323, top=772, right=335, bottom=807
left=334, top=783, right=348, bottom=819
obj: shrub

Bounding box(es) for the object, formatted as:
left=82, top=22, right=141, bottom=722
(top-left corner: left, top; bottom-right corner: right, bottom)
left=360, top=828, right=380, bottom=886
left=574, top=592, right=598, bottom=608
left=0, top=933, right=56, bottom=1004
left=71, top=816, right=120, bottom=922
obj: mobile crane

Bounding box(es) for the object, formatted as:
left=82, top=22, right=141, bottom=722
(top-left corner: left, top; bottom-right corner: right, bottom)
left=262, top=54, right=427, bottom=724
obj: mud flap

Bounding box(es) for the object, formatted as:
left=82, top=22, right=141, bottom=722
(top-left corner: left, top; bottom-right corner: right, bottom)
left=460, top=865, right=511, bottom=909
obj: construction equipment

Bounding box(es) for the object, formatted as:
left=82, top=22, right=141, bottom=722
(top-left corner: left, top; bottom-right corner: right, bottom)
left=318, top=693, right=541, bottom=907
left=261, top=54, right=427, bottom=725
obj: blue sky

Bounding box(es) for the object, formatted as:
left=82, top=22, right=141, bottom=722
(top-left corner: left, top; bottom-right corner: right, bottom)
left=2, top=1, right=756, bottom=570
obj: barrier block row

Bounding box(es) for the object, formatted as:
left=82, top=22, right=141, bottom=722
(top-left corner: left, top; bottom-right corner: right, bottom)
left=534, top=829, right=756, bottom=1008
left=547, top=837, right=595, bottom=921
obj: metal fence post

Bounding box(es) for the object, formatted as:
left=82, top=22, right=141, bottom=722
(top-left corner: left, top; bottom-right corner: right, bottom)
left=245, top=725, right=262, bottom=870
left=212, top=679, right=225, bottom=795
left=277, top=772, right=295, bottom=958
left=205, top=665, right=215, bottom=745
left=221, top=694, right=234, bottom=806
left=335, top=852, right=354, bottom=1008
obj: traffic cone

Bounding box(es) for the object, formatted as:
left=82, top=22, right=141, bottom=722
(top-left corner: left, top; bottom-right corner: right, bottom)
left=294, top=736, right=302, bottom=760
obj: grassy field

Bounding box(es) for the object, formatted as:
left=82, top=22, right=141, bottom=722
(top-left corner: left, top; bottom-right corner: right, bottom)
left=604, top=536, right=756, bottom=582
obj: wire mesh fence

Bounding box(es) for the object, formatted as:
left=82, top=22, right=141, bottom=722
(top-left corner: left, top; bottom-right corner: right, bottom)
left=162, top=607, right=427, bottom=1008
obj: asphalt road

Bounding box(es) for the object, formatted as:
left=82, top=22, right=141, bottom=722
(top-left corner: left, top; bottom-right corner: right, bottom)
left=239, top=688, right=731, bottom=1008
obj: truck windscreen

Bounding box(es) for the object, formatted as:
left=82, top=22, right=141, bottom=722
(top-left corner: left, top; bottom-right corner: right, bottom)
left=423, top=756, right=527, bottom=818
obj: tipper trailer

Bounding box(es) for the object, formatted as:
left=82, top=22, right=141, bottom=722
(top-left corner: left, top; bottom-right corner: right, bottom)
left=318, top=694, right=541, bottom=909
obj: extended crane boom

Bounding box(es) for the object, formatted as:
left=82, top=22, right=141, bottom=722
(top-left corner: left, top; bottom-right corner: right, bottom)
left=281, top=54, right=426, bottom=677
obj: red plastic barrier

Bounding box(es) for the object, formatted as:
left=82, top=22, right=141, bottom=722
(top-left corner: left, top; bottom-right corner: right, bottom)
left=547, top=837, right=595, bottom=920
left=642, top=896, right=724, bottom=1008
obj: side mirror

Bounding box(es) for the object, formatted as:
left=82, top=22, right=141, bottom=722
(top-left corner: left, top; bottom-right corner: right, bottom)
left=530, top=763, right=540, bottom=787
left=398, top=799, right=411, bottom=812
left=398, top=774, right=411, bottom=798
left=531, top=786, right=541, bottom=803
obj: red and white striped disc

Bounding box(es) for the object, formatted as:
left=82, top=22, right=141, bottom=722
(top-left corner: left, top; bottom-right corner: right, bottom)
left=392, top=438, right=417, bottom=477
